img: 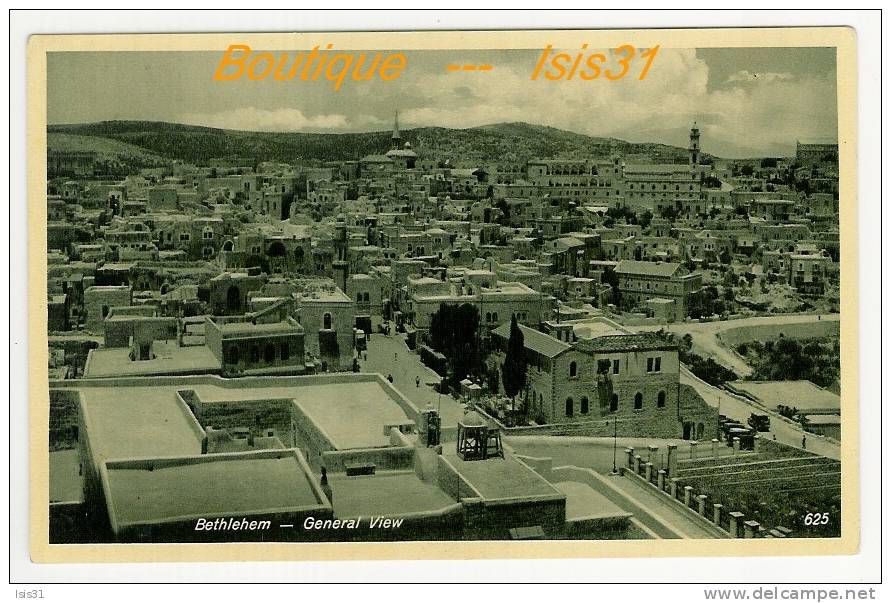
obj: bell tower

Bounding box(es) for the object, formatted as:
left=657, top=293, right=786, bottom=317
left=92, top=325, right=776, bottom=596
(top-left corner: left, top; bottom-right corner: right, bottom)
left=689, top=122, right=701, bottom=167
left=391, top=110, right=401, bottom=149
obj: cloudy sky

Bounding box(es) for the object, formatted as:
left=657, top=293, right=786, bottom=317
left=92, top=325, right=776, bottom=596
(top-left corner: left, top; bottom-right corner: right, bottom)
left=47, top=46, right=837, bottom=158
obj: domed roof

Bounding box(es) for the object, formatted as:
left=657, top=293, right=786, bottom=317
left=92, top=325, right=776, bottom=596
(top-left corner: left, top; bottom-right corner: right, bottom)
left=460, top=410, right=486, bottom=427
left=386, top=148, right=418, bottom=158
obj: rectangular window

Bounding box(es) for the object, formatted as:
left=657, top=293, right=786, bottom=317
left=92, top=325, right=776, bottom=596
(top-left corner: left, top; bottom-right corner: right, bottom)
left=647, top=357, right=654, bottom=372
left=655, top=357, right=661, bottom=372
left=612, top=359, right=619, bottom=375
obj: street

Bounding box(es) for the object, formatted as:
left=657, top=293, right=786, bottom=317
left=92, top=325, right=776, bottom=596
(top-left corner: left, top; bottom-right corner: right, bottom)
left=361, top=328, right=467, bottom=428
left=360, top=319, right=840, bottom=460
left=680, top=367, right=840, bottom=460
left=632, top=313, right=840, bottom=377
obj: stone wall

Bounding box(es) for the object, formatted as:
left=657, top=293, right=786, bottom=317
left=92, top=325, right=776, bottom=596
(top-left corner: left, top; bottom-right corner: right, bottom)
left=50, top=389, right=81, bottom=451
left=321, top=445, right=415, bottom=474
left=83, top=286, right=131, bottom=334
left=104, top=316, right=177, bottom=348
left=184, top=394, right=293, bottom=446
left=479, top=383, right=717, bottom=440
left=717, top=319, right=839, bottom=348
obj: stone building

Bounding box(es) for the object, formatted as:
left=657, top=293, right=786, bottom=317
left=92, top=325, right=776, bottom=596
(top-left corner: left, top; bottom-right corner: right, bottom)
left=788, top=245, right=831, bottom=295
left=205, top=316, right=306, bottom=376
left=796, top=139, right=838, bottom=165
left=209, top=272, right=267, bottom=315
left=614, top=260, right=703, bottom=317
left=491, top=325, right=716, bottom=439
left=83, top=285, right=131, bottom=334
left=345, top=273, right=384, bottom=321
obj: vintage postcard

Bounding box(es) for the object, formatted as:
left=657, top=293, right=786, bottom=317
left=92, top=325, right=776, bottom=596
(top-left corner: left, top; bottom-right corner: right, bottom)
left=27, top=26, right=858, bottom=563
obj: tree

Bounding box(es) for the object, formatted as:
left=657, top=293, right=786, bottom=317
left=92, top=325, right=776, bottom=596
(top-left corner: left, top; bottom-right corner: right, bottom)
left=486, top=366, right=500, bottom=395
left=638, top=210, right=653, bottom=230
left=501, top=314, right=528, bottom=407
left=659, top=205, right=679, bottom=221
left=600, top=267, right=620, bottom=305
left=429, top=303, right=481, bottom=387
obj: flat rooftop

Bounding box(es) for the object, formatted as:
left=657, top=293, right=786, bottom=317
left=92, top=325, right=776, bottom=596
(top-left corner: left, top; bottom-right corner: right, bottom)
left=104, top=451, right=323, bottom=529
left=217, top=320, right=301, bottom=336
left=732, top=380, right=840, bottom=412
left=295, top=383, right=412, bottom=449
left=79, top=388, right=203, bottom=461
left=57, top=373, right=418, bottom=454
left=83, top=342, right=220, bottom=378
left=328, top=471, right=454, bottom=518
left=442, top=452, right=562, bottom=502
left=570, top=318, right=629, bottom=340
left=554, top=481, right=628, bottom=521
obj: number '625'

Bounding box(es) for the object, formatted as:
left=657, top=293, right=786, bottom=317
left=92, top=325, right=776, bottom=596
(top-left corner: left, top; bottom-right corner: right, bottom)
left=804, top=512, right=830, bottom=526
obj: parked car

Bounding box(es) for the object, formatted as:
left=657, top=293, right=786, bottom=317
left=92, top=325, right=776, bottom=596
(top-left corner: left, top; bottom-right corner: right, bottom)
left=748, top=413, right=771, bottom=432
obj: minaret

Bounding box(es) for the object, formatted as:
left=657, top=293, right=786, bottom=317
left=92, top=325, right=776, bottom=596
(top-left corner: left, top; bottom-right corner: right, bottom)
left=391, top=110, right=401, bottom=149
left=689, top=122, right=701, bottom=167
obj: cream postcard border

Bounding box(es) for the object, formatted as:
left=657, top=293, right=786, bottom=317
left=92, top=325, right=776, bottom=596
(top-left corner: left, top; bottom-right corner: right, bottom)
left=26, top=26, right=859, bottom=563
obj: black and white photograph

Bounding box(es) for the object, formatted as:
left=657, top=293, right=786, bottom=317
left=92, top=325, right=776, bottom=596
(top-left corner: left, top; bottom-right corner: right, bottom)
left=21, top=22, right=867, bottom=575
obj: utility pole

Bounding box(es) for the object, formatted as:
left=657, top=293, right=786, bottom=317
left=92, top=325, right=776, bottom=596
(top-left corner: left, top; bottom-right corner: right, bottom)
left=611, top=416, right=618, bottom=474
left=717, top=395, right=722, bottom=441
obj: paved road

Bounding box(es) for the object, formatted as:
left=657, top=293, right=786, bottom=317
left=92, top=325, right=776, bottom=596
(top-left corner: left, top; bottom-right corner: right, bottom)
left=361, top=330, right=466, bottom=428
left=608, top=473, right=728, bottom=539
left=632, top=313, right=840, bottom=377
left=680, top=368, right=840, bottom=460
left=506, top=436, right=735, bottom=475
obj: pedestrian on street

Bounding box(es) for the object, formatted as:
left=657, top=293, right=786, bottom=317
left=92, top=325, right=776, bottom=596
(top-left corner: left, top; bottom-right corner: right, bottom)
left=387, top=374, right=394, bottom=383
left=394, top=352, right=398, bottom=361
left=802, top=435, right=807, bottom=449
left=415, top=376, right=420, bottom=387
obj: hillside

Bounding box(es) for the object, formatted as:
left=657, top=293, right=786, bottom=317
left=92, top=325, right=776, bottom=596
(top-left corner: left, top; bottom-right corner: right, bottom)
left=47, top=132, right=166, bottom=165
left=47, top=120, right=708, bottom=165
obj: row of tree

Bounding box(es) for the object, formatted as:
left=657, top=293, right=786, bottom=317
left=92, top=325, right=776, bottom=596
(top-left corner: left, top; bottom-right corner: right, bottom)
left=428, top=303, right=528, bottom=405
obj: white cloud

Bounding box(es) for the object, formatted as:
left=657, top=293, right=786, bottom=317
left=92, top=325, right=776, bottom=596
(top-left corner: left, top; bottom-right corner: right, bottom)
left=175, top=49, right=836, bottom=157
left=726, top=70, right=794, bottom=83
left=393, top=49, right=835, bottom=157
left=178, top=107, right=350, bottom=131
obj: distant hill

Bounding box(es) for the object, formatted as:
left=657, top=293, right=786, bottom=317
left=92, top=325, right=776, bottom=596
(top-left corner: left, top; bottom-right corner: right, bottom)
left=47, top=120, right=710, bottom=165
left=47, top=132, right=166, bottom=164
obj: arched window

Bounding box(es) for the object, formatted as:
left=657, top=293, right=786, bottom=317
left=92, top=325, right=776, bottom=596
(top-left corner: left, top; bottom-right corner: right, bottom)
left=281, top=342, right=290, bottom=361
left=486, top=312, right=492, bottom=322
left=492, top=312, right=498, bottom=323
left=634, top=392, right=643, bottom=410
left=657, top=391, right=666, bottom=408
left=610, top=394, right=618, bottom=412
left=101, top=305, right=110, bottom=319
left=580, top=397, right=589, bottom=414
left=565, top=398, right=574, bottom=417
left=569, top=361, right=577, bottom=378
left=323, top=313, right=332, bottom=330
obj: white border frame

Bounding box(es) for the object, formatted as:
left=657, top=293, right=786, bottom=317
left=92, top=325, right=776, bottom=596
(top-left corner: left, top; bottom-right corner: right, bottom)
left=7, top=8, right=883, bottom=587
